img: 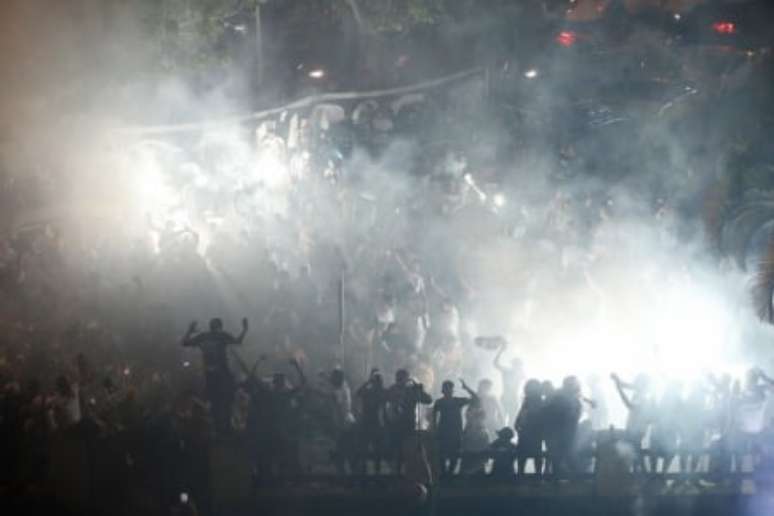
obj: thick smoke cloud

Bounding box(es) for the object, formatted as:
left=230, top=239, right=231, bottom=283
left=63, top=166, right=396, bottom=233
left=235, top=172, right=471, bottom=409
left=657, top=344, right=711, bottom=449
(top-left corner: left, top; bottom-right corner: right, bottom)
left=2, top=0, right=773, bottom=427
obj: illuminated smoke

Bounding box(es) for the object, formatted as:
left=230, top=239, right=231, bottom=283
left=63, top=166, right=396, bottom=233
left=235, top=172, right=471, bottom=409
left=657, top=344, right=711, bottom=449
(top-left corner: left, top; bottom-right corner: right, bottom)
left=1, top=1, right=773, bottom=429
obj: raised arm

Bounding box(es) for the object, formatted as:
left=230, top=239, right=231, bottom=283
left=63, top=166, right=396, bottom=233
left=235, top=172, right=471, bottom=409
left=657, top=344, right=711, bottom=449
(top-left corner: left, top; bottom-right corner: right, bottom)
left=290, top=358, right=307, bottom=387
left=235, top=317, right=249, bottom=344
left=757, top=369, right=774, bottom=387
left=611, top=374, right=632, bottom=410
left=613, top=374, right=635, bottom=390
left=427, top=276, right=448, bottom=301
left=416, top=381, right=433, bottom=405
left=460, top=379, right=478, bottom=401
left=181, top=321, right=198, bottom=347
left=493, top=342, right=507, bottom=372
left=393, top=250, right=411, bottom=276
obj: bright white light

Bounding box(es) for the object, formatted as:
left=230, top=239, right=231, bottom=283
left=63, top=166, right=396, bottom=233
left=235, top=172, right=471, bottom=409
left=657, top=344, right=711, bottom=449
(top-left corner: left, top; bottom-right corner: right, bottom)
left=524, top=69, right=538, bottom=79
left=168, top=208, right=190, bottom=228
left=255, top=151, right=289, bottom=189
left=493, top=193, right=506, bottom=207
left=522, top=276, right=740, bottom=387
left=194, top=174, right=209, bottom=188
left=308, top=69, right=325, bottom=79
left=673, top=13, right=681, bottom=21
left=126, top=144, right=182, bottom=219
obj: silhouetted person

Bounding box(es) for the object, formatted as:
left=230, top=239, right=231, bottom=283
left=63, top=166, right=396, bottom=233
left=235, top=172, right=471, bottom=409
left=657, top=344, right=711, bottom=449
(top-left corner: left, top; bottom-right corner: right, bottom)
left=329, top=369, right=355, bottom=430
left=432, top=379, right=477, bottom=476
left=267, top=359, right=307, bottom=478
left=148, top=216, right=192, bottom=255
left=515, top=379, right=545, bottom=476
left=476, top=378, right=504, bottom=436
left=733, top=369, right=774, bottom=467
left=489, top=427, right=518, bottom=480
left=651, top=380, right=681, bottom=474
left=328, top=368, right=355, bottom=473
left=356, top=369, right=387, bottom=473
left=679, top=384, right=709, bottom=479
left=541, top=380, right=555, bottom=402
left=241, top=356, right=271, bottom=482
left=586, top=374, right=609, bottom=431
left=707, top=373, right=734, bottom=478
left=543, top=376, right=582, bottom=477
left=461, top=397, right=490, bottom=474
left=49, top=375, right=81, bottom=431
left=494, top=342, right=524, bottom=421
left=539, top=380, right=556, bottom=474
left=386, top=369, right=432, bottom=472
left=611, top=373, right=652, bottom=472
left=181, top=317, right=248, bottom=436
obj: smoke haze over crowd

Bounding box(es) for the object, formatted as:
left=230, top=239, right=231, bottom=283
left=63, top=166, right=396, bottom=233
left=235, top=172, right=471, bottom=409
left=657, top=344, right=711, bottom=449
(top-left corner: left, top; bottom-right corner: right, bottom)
left=2, top=0, right=774, bottom=428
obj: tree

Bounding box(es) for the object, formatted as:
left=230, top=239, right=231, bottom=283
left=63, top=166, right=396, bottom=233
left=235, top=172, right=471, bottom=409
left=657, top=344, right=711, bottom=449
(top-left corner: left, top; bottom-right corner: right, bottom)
left=341, top=0, right=469, bottom=33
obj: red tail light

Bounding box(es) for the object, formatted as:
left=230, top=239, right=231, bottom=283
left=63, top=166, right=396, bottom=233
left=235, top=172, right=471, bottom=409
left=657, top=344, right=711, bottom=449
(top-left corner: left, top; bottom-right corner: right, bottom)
left=556, top=31, right=577, bottom=47
left=712, top=21, right=736, bottom=34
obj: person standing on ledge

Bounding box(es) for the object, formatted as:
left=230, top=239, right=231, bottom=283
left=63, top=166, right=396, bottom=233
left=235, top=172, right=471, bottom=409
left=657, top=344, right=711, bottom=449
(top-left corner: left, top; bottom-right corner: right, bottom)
left=432, top=379, right=477, bottom=476
left=182, top=317, right=249, bottom=436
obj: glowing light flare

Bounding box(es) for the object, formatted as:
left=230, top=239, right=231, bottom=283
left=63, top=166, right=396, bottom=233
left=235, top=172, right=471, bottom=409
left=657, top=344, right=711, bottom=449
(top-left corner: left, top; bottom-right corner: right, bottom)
left=124, top=144, right=183, bottom=221
left=463, top=173, right=488, bottom=202
left=512, top=274, right=743, bottom=387
left=712, top=21, right=736, bottom=35
left=645, top=286, right=735, bottom=380
left=524, top=69, right=538, bottom=79
left=493, top=193, right=506, bottom=207
left=556, top=31, right=578, bottom=47
left=255, top=151, right=290, bottom=189
left=194, top=174, right=209, bottom=188
left=308, top=69, right=325, bottom=79
left=167, top=209, right=191, bottom=229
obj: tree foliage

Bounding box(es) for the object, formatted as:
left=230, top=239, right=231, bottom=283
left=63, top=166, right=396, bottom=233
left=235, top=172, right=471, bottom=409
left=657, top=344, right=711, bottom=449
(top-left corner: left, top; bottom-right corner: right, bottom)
left=132, top=0, right=242, bottom=72
left=126, top=0, right=482, bottom=74
left=342, top=0, right=480, bottom=32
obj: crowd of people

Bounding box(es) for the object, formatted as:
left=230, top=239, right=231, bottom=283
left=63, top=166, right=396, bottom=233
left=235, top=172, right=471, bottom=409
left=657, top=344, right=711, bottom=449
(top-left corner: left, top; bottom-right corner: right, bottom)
left=0, top=90, right=770, bottom=516
left=5, top=297, right=774, bottom=501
